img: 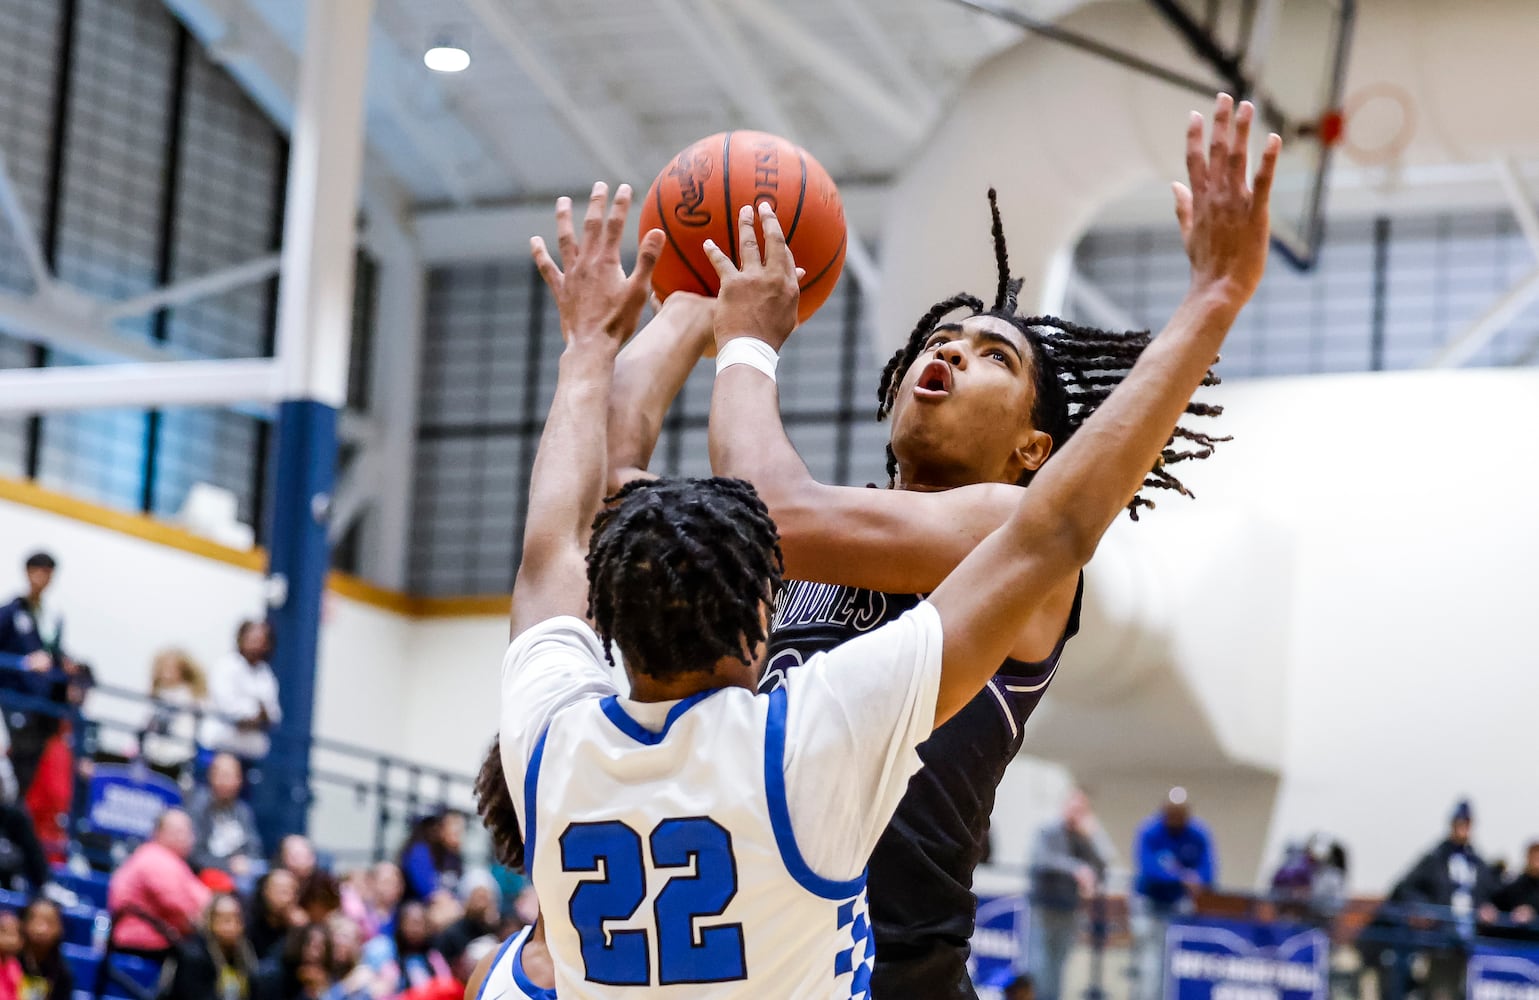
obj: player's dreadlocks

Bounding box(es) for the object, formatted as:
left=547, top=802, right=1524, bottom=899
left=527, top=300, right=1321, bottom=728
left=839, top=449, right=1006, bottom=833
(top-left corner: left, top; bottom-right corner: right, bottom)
left=474, top=735, right=523, bottom=871
left=587, top=477, right=784, bottom=677
left=875, top=189, right=1228, bottom=518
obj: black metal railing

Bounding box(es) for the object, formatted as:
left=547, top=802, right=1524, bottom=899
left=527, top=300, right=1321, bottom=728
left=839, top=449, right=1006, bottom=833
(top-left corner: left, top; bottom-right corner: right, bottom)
left=0, top=651, right=485, bottom=871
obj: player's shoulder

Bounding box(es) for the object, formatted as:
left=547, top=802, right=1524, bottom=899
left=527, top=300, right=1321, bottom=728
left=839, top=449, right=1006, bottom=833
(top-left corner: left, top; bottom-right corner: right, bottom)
left=774, top=602, right=943, bottom=727
left=505, top=615, right=604, bottom=661
left=783, top=600, right=942, bottom=677
left=502, top=615, right=612, bottom=684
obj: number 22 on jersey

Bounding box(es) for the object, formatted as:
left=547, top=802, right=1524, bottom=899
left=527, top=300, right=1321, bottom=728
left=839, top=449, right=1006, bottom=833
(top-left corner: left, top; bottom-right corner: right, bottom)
left=560, top=816, right=747, bottom=986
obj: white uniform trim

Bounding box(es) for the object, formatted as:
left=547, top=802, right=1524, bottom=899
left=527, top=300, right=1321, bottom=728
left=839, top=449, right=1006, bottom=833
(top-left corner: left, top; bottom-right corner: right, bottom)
left=476, top=926, right=553, bottom=1000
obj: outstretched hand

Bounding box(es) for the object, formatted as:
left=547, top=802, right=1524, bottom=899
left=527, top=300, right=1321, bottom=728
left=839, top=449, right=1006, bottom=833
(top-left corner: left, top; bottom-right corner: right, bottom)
left=703, top=202, right=805, bottom=353
left=1173, top=94, right=1281, bottom=307
left=531, top=182, right=665, bottom=350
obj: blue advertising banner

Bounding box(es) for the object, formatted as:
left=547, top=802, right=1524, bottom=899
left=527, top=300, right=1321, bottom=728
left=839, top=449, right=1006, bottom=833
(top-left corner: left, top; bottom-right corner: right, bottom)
left=84, top=763, right=182, bottom=840
left=1166, top=917, right=1328, bottom=1000
left=969, top=894, right=1027, bottom=999
left=1468, top=942, right=1539, bottom=1000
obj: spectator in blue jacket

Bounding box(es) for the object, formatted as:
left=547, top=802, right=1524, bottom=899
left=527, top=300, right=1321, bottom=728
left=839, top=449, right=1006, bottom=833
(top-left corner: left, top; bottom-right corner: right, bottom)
left=1131, top=787, right=1217, bottom=1000
left=398, top=811, right=464, bottom=904
left=0, top=553, right=62, bottom=667
left=0, top=552, right=75, bottom=795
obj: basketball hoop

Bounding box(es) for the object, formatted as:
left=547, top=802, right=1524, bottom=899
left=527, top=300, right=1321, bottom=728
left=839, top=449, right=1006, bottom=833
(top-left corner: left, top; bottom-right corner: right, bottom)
left=1337, top=82, right=1417, bottom=168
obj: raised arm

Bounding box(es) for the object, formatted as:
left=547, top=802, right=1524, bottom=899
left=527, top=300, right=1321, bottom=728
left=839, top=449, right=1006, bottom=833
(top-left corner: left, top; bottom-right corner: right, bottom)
left=707, top=96, right=1274, bottom=722
left=510, top=183, right=663, bottom=638
left=606, top=293, right=714, bottom=492
left=703, top=200, right=1027, bottom=596
left=924, top=96, right=1277, bottom=721
left=706, top=110, right=1270, bottom=616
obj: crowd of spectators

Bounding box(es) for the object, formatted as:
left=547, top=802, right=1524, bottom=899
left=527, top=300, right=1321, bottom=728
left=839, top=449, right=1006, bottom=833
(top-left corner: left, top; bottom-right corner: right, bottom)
left=97, top=803, right=532, bottom=999
left=10, top=548, right=1537, bottom=1000
left=1013, top=786, right=1539, bottom=1000
left=1356, top=801, right=1539, bottom=1000
left=0, top=550, right=532, bottom=999
left=0, top=898, right=73, bottom=998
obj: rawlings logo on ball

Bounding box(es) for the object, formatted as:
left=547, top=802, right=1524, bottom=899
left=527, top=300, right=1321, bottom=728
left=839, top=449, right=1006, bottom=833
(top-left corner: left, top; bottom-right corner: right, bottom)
left=669, top=150, right=714, bottom=227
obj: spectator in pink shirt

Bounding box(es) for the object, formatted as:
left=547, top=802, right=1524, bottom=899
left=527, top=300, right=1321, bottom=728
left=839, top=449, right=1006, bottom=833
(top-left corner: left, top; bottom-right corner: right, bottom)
left=107, top=809, right=212, bottom=957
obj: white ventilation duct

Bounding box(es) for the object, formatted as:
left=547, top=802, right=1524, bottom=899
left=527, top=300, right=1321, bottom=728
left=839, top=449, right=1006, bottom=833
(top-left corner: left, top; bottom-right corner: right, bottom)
left=877, top=0, right=1539, bottom=352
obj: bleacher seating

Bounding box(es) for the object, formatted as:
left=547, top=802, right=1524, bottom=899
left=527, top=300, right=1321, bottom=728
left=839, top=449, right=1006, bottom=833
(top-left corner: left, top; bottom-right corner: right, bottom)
left=94, top=951, right=163, bottom=1000
left=61, top=943, right=98, bottom=995
left=55, top=870, right=111, bottom=910
left=61, top=903, right=99, bottom=948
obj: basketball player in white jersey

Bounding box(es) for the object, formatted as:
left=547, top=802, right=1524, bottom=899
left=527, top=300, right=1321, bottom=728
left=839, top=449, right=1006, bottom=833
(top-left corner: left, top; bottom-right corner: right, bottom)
left=464, top=734, right=554, bottom=1000
left=469, top=288, right=723, bottom=1000
left=504, top=100, right=1276, bottom=998
left=468, top=288, right=722, bottom=1000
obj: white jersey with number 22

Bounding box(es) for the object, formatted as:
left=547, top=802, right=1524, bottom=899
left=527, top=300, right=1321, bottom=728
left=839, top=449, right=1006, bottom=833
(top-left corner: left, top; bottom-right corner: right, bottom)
left=498, top=604, right=943, bottom=999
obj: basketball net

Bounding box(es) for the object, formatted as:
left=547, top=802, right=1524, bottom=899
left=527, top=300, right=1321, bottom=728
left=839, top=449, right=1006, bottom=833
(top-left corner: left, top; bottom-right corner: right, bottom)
left=1334, top=82, right=1418, bottom=194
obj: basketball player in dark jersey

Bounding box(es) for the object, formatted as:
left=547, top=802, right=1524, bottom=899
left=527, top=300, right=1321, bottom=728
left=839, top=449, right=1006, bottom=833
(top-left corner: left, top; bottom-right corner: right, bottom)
left=703, top=95, right=1275, bottom=997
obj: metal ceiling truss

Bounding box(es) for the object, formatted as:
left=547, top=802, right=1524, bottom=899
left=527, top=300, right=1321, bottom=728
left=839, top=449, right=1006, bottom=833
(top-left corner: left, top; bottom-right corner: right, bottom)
left=461, top=0, right=633, bottom=181
left=0, top=146, right=283, bottom=413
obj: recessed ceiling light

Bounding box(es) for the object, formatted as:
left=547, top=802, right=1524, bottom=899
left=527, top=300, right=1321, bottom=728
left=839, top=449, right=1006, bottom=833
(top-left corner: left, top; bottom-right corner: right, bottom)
left=424, top=38, right=470, bottom=73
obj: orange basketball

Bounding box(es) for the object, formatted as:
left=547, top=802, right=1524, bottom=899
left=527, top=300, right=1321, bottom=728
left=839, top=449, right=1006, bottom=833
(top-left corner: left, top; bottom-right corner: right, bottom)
left=639, top=131, right=847, bottom=323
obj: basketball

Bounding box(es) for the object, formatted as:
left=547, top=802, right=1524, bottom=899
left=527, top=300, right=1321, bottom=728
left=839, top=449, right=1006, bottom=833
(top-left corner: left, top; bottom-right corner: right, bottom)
left=639, top=130, right=847, bottom=323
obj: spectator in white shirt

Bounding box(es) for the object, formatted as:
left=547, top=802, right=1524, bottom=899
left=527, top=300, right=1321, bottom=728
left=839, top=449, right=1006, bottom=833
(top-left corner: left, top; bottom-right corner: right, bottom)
left=199, top=620, right=281, bottom=766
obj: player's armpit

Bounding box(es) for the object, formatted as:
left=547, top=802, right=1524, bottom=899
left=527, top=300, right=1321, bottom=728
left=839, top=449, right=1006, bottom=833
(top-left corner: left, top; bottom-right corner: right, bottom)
left=927, top=517, right=1084, bottom=726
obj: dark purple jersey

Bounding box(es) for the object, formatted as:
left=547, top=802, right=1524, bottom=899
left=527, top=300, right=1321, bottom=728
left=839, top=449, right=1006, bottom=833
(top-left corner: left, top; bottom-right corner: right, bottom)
left=763, top=577, right=1082, bottom=998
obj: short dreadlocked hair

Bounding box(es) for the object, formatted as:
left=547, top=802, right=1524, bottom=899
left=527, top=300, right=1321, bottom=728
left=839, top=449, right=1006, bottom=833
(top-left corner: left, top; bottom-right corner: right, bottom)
left=876, top=189, right=1228, bottom=518
left=474, top=735, right=523, bottom=871
left=587, top=477, right=784, bottom=677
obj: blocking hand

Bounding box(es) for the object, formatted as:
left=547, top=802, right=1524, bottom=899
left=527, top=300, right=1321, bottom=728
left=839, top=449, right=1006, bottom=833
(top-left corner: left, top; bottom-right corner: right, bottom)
left=531, top=182, right=665, bottom=349
left=1172, top=94, right=1281, bottom=307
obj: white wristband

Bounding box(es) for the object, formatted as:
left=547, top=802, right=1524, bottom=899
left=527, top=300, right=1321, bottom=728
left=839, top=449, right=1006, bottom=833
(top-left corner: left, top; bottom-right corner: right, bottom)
left=715, top=338, right=779, bottom=382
